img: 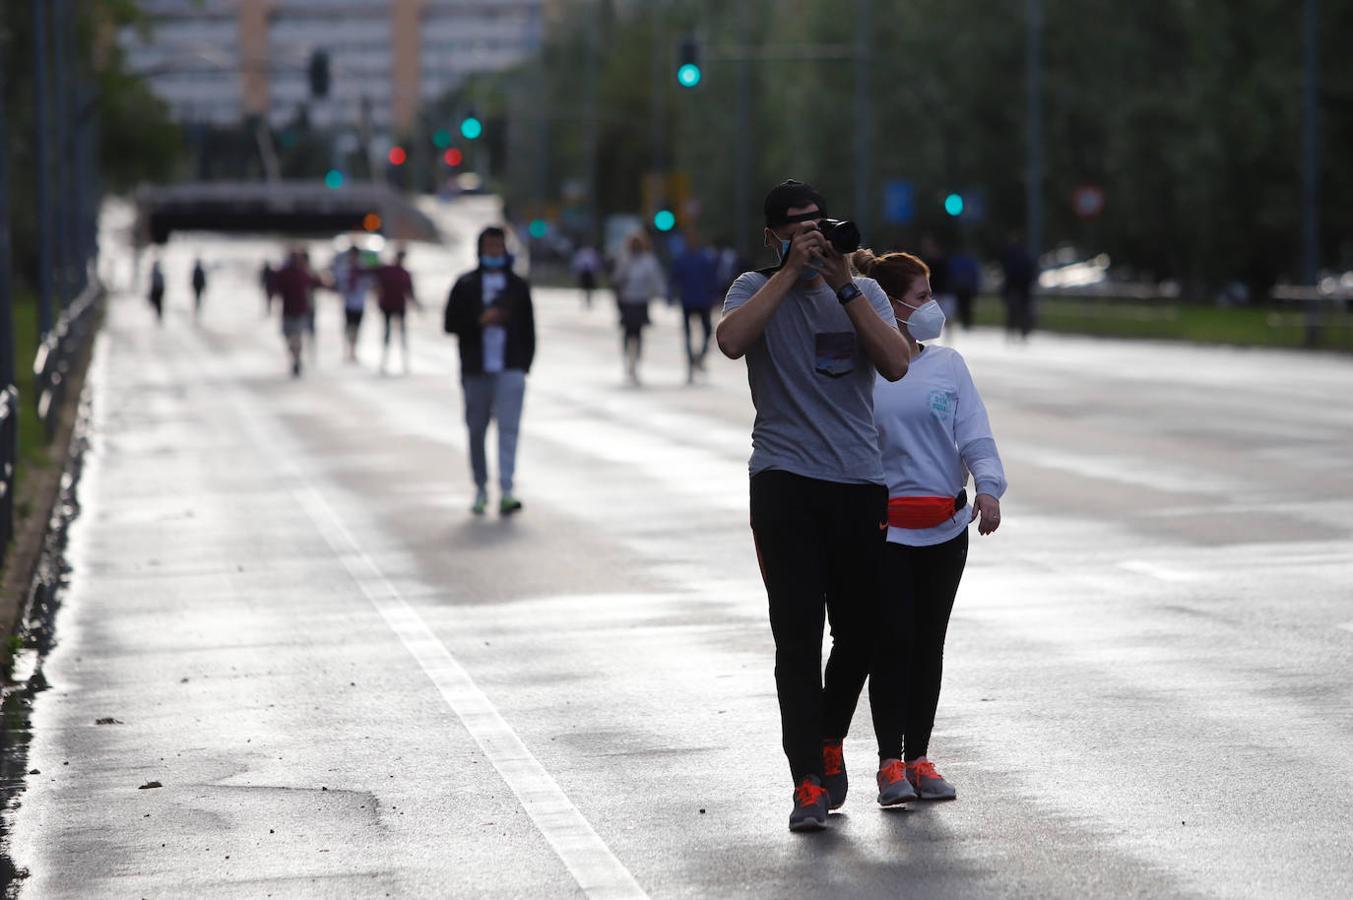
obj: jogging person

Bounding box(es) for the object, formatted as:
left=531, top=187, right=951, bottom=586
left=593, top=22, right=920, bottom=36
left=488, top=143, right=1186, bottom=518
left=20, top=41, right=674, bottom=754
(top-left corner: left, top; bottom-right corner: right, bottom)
left=571, top=243, right=603, bottom=308
left=335, top=246, right=369, bottom=363
left=850, top=248, right=1006, bottom=804
left=444, top=227, right=536, bottom=516
left=377, top=249, right=421, bottom=374
left=191, top=259, right=207, bottom=316
left=716, top=180, right=911, bottom=832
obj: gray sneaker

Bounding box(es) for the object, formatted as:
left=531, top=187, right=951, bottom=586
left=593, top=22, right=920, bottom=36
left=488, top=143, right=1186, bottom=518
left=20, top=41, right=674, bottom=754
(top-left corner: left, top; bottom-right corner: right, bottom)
left=822, top=741, right=847, bottom=810
left=876, top=759, right=919, bottom=806
left=907, top=757, right=957, bottom=801
left=788, top=776, right=830, bottom=832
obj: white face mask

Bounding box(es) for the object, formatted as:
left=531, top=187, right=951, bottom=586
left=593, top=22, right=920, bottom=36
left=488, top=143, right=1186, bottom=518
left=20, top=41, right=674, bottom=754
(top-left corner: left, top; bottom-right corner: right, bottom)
left=896, top=297, right=945, bottom=342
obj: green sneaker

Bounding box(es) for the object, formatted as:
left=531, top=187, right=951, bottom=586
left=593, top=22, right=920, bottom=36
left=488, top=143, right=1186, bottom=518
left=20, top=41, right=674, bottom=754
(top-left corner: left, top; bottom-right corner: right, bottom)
left=499, top=495, right=523, bottom=516
left=471, top=490, right=488, bottom=516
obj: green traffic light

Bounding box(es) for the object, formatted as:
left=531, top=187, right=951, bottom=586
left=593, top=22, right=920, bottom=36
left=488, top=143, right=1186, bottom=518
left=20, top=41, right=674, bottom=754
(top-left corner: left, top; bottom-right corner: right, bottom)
left=944, top=193, right=964, bottom=216
left=460, top=117, right=483, bottom=140
left=676, top=63, right=702, bottom=88
left=324, top=169, right=344, bottom=189
left=528, top=219, right=549, bottom=239
left=433, top=128, right=452, bottom=149
left=653, top=209, right=676, bottom=232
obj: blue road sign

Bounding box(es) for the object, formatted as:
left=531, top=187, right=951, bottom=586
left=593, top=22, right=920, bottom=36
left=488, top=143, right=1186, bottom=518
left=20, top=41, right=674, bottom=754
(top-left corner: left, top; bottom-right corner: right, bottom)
left=883, top=181, right=915, bottom=225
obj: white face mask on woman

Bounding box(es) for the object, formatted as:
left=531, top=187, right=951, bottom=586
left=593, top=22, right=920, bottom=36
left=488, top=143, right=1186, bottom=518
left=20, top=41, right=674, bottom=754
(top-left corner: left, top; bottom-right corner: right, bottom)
left=896, top=297, right=946, bottom=342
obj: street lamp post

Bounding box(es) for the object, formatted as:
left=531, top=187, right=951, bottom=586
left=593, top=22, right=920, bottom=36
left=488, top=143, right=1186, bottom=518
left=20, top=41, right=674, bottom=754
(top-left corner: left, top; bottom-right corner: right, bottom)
left=1301, top=0, right=1321, bottom=346
left=1026, top=0, right=1043, bottom=267
left=32, top=0, right=54, bottom=337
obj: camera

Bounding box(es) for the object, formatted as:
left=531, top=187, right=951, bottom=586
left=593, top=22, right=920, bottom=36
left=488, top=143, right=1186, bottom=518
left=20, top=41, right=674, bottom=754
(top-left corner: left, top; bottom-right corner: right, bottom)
left=815, top=218, right=861, bottom=254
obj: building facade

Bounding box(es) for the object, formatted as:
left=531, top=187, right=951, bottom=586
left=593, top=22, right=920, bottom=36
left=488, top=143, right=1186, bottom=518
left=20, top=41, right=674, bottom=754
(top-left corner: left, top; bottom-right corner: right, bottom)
left=120, top=0, right=546, bottom=132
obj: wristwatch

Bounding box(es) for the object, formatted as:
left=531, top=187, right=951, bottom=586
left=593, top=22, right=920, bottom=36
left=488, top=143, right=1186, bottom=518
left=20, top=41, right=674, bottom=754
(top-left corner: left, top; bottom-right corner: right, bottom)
left=835, top=282, right=862, bottom=305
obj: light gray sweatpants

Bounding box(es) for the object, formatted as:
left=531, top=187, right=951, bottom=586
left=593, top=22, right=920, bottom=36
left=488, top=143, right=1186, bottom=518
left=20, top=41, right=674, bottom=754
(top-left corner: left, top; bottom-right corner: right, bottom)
left=461, top=369, right=526, bottom=494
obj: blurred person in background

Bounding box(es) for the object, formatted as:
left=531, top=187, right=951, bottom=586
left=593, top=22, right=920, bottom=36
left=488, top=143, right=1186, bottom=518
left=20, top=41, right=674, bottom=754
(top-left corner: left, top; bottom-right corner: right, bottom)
left=377, top=249, right=421, bottom=375
left=571, top=243, right=603, bottom=308
left=302, top=249, right=320, bottom=362
left=669, top=234, right=721, bottom=383
left=191, top=258, right=208, bottom=317
left=1001, top=233, right=1037, bottom=341
left=334, top=245, right=370, bottom=364
left=948, top=247, right=981, bottom=331
left=261, top=261, right=278, bottom=316
left=717, top=180, right=910, bottom=832
left=714, top=236, right=748, bottom=298
left=147, top=259, right=165, bottom=323
left=612, top=231, right=667, bottom=385
left=921, top=236, right=956, bottom=332
left=444, top=227, right=536, bottom=516
left=850, top=248, right=1006, bottom=805
left=276, top=249, right=330, bottom=378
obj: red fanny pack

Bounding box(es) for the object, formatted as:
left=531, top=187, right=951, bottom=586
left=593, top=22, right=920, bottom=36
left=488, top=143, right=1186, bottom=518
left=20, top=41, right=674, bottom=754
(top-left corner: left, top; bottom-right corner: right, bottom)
left=887, top=496, right=960, bottom=530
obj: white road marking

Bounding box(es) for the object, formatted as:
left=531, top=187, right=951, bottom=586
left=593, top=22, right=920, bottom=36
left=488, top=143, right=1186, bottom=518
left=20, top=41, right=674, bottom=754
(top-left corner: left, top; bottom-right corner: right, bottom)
left=188, top=335, right=649, bottom=900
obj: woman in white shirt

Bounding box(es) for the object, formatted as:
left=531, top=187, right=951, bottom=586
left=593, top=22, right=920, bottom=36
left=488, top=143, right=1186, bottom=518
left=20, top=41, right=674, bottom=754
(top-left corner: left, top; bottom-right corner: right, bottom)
left=853, top=248, right=1006, bottom=804
left=612, top=231, right=668, bottom=385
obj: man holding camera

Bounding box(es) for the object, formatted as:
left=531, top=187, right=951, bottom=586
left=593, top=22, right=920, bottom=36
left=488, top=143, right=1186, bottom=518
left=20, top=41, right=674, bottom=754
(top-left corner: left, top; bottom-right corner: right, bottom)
left=717, top=180, right=911, bottom=831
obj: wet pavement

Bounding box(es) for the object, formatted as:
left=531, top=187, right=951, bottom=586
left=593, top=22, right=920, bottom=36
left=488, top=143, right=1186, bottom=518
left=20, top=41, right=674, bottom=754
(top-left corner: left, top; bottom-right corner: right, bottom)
left=4, top=202, right=1353, bottom=897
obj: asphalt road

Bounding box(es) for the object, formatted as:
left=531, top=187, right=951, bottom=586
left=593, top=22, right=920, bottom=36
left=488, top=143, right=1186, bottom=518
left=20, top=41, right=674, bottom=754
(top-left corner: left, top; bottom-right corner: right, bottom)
left=6, top=199, right=1353, bottom=898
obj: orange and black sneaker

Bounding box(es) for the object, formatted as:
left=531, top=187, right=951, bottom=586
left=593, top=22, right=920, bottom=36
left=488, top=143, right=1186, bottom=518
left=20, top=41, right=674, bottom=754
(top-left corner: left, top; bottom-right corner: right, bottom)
left=906, top=757, right=957, bottom=801
left=788, top=775, right=830, bottom=832
left=876, top=758, right=918, bottom=806
left=822, top=740, right=847, bottom=809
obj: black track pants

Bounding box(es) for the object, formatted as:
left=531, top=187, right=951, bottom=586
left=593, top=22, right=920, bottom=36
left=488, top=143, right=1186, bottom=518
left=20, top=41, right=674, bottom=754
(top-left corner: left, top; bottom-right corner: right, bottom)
left=749, top=469, right=887, bottom=783
left=870, top=530, right=968, bottom=761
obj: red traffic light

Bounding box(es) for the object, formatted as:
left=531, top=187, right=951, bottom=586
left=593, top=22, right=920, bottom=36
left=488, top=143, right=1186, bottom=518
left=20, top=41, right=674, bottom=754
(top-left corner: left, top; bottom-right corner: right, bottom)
left=388, top=146, right=407, bottom=166
left=443, top=148, right=463, bottom=167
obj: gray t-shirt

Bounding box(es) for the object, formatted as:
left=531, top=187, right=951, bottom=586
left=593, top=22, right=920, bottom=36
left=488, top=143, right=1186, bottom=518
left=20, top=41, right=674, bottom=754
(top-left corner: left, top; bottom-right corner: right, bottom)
left=723, top=271, right=894, bottom=485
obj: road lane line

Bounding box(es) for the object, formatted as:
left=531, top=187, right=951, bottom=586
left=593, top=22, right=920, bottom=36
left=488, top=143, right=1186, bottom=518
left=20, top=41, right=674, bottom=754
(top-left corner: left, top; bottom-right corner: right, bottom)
left=190, top=341, right=649, bottom=900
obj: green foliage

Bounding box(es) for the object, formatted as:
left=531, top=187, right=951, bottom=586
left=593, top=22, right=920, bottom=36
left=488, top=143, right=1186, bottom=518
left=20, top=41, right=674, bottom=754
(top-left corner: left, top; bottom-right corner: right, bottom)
left=497, top=0, right=1350, bottom=294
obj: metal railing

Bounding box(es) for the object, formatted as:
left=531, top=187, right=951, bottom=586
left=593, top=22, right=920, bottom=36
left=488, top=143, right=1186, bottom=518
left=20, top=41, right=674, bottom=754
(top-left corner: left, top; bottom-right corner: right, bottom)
left=32, top=282, right=101, bottom=442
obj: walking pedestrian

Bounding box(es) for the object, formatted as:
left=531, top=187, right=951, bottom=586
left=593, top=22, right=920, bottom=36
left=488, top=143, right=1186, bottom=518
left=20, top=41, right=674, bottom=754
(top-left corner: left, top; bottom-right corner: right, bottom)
left=612, top=232, right=666, bottom=385
left=949, top=248, right=980, bottom=331
left=376, top=249, right=421, bottom=374
left=261, top=261, right=278, bottom=316
left=147, top=259, right=165, bottom=323
left=334, top=246, right=370, bottom=363
left=191, top=258, right=207, bottom=316
left=443, top=226, right=536, bottom=517
left=571, top=243, right=603, bottom=308
left=669, top=236, right=720, bottom=383
left=847, top=248, right=1007, bottom=806
left=1001, top=234, right=1037, bottom=341
left=715, top=180, right=910, bottom=832
left=275, top=249, right=328, bottom=378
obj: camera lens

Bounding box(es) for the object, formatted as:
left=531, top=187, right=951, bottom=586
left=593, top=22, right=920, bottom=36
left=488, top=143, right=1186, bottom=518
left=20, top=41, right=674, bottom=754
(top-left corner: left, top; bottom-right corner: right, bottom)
left=822, top=219, right=861, bottom=254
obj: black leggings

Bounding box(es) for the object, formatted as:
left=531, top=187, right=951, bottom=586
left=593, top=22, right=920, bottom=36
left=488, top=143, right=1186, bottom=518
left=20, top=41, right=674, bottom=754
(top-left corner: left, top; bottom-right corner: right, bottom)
left=870, top=531, right=968, bottom=761
left=749, top=470, right=887, bottom=782
left=683, top=307, right=712, bottom=362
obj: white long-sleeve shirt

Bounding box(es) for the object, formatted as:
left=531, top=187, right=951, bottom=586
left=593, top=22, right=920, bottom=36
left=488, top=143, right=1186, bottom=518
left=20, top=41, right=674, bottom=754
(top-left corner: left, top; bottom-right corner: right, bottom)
left=874, top=344, right=1007, bottom=547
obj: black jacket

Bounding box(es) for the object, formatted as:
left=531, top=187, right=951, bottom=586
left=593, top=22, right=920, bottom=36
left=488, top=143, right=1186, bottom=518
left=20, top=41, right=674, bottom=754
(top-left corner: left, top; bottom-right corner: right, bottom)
left=443, top=269, right=536, bottom=375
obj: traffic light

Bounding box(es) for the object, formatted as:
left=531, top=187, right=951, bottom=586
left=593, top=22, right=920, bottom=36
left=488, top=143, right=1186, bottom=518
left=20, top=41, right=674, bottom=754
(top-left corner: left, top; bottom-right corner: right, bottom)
left=528, top=219, right=550, bottom=239
left=324, top=169, right=344, bottom=189
left=308, top=49, right=330, bottom=99
left=387, top=146, right=407, bottom=166
left=443, top=148, right=463, bottom=167
left=460, top=111, right=483, bottom=141
left=432, top=128, right=452, bottom=150
left=944, top=193, right=964, bottom=217
left=676, top=37, right=701, bottom=88
left=653, top=208, right=677, bottom=232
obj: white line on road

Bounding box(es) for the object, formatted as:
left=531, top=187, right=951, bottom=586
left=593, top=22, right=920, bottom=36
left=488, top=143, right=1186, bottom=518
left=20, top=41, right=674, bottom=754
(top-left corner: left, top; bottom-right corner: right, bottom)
left=191, top=338, right=649, bottom=900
